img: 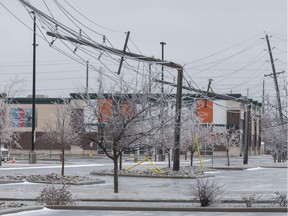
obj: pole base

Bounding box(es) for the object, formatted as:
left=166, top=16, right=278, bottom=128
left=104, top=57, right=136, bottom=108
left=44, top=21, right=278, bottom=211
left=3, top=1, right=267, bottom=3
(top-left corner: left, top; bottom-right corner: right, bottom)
left=29, top=151, right=37, bottom=164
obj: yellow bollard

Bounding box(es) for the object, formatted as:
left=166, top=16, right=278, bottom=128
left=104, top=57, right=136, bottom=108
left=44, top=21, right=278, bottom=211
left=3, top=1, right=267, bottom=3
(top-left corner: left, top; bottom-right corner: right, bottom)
left=196, top=134, right=204, bottom=174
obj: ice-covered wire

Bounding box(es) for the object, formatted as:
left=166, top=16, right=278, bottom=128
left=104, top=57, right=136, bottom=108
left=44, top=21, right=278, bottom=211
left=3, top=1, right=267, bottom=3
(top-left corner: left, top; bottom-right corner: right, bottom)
left=63, top=0, right=125, bottom=34
left=184, top=32, right=263, bottom=65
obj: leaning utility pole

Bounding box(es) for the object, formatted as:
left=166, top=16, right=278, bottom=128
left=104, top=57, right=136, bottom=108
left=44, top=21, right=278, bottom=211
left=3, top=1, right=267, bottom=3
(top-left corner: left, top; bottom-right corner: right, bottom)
left=265, top=34, right=284, bottom=124
left=117, top=31, right=130, bottom=75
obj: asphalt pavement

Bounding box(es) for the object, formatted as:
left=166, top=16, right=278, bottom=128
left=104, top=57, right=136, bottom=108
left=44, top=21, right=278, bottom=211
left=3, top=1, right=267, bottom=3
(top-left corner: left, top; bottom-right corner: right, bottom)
left=0, top=154, right=287, bottom=215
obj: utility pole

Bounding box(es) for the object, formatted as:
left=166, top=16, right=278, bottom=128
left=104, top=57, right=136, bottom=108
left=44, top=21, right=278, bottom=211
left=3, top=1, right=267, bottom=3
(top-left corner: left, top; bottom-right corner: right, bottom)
left=30, top=11, right=37, bottom=164
left=265, top=34, right=284, bottom=124
left=117, top=31, right=130, bottom=75
left=173, top=68, right=183, bottom=171
left=243, top=100, right=251, bottom=164
left=86, top=60, right=89, bottom=94
left=204, top=78, right=213, bottom=107
left=98, top=67, right=103, bottom=93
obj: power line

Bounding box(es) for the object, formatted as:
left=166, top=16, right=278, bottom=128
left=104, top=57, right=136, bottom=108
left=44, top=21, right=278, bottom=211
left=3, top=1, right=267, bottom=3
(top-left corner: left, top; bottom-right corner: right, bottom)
left=63, top=0, right=125, bottom=34
left=184, top=32, right=263, bottom=65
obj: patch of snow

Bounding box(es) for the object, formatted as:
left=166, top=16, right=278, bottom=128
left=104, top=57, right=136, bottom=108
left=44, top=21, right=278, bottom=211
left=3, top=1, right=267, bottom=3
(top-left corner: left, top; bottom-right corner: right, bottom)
left=244, top=167, right=265, bottom=171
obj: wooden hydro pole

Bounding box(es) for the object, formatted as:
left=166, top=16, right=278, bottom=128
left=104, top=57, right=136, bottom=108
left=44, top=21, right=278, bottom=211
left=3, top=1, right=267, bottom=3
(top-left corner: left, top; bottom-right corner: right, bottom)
left=19, top=0, right=184, bottom=171
left=265, top=34, right=284, bottom=124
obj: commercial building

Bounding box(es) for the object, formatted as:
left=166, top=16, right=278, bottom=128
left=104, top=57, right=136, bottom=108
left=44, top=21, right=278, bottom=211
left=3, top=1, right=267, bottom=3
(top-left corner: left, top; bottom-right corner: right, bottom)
left=2, top=93, right=262, bottom=158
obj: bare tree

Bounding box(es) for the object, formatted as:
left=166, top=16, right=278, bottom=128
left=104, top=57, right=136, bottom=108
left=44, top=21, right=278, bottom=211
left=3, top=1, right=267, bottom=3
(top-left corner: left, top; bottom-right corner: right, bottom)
left=0, top=82, right=21, bottom=166
left=181, top=105, right=212, bottom=166
left=262, top=95, right=287, bottom=163
left=41, top=100, right=81, bottom=176
left=149, top=113, right=174, bottom=166
left=83, top=93, right=164, bottom=193
left=213, top=127, right=240, bottom=166
left=143, top=98, right=175, bottom=166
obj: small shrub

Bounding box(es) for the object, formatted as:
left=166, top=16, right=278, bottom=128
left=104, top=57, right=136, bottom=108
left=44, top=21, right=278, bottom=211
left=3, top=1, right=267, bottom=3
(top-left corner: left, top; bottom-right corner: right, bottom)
left=241, top=194, right=262, bottom=207
left=190, top=178, right=224, bottom=207
left=36, top=184, right=75, bottom=205
left=273, top=192, right=287, bottom=207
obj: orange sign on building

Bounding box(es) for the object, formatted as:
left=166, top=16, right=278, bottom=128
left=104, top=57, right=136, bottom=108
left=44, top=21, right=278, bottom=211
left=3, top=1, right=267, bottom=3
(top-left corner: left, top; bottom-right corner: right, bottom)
left=98, top=99, right=113, bottom=123
left=197, top=100, right=213, bottom=124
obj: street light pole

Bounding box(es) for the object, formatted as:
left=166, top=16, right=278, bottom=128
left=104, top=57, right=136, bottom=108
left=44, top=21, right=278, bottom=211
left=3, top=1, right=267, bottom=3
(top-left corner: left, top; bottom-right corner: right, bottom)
left=160, top=42, right=166, bottom=94
left=159, top=42, right=166, bottom=160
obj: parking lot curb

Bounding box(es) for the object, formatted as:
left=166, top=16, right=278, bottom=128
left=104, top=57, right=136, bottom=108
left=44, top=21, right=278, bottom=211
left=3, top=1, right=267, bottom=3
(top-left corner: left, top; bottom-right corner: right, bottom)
left=46, top=205, right=288, bottom=212
left=0, top=206, right=43, bottom=215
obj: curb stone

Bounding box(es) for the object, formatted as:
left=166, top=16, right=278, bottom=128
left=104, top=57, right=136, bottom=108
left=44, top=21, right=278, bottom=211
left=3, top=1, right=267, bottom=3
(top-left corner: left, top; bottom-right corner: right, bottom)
left=0, top=205, right=43, bottom=215
left=0, top=198, right=281, bottom=204
left=46, top=205, right=288, bottom=212
left=27, top=179, right=105, bottom=185
left=0, top=179, right=105, bottom=185
left=0, top=180, right=24, bottom=184
left=90, top=172, right=215, bottom=179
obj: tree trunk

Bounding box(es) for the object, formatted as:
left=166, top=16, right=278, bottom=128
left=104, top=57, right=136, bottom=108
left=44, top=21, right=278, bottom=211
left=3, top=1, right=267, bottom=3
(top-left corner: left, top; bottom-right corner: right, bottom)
left=113, top=156, right=119, bottom=193
left=154, top=147, right=157, bottom=161
left=277, top=151, right=281, bottom=163
left=190, top=150, right=194, bottom=166
left=226, top=150, right=230, bottom=167
left=119, top=151, right=122, bottom=170
left=0, top=143, right=2, bottom=166
left=61, top=148, right=65, bottom=176
left=168, top=149, right=171, bottom=168
left=113, top=142, right=119, bottom=193
left=185, top=150, right=187, bottom=161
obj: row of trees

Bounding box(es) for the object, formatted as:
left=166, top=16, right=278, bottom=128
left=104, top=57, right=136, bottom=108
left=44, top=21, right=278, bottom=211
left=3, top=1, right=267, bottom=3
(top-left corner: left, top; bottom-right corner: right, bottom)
left=0, top=86, right=241, bottom=193
left=40, top=93, right=241, bottom=193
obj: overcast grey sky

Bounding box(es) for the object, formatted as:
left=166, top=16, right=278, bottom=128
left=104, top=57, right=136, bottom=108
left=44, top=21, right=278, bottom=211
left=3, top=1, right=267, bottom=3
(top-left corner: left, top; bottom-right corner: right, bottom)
left=0, top=0, right=286, bottom=101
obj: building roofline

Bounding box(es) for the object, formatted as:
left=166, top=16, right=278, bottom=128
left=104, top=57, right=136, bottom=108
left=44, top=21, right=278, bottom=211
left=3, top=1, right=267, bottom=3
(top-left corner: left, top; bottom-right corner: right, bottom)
left=8, top=97, right=68, bottom=105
